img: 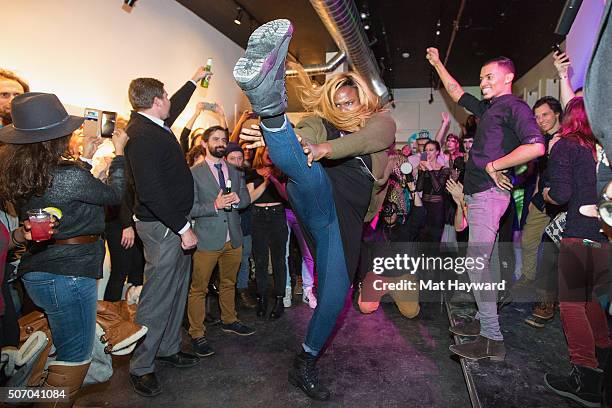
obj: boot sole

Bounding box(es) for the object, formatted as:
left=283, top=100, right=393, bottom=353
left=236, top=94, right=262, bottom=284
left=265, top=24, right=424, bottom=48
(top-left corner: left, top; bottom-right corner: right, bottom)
left=288, top=373, right=331, bottom=401
left=448, top=327, right=480, bottom=337
left=233, top=19, right=293, bottom=91
left=544, top=374, right=601, bottom=408
left=449, top=345, right=506, bottom=361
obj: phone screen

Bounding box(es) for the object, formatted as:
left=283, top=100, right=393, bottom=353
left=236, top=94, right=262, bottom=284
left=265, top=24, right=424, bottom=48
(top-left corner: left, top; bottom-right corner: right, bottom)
left=420, top=152, right=427, bottom=161
left=83, top=108, right=99, bottom=138
left=100, top=111, right=117, bottom=137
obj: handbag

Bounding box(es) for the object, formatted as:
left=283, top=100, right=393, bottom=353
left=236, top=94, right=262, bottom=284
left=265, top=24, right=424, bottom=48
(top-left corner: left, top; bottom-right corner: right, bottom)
left=18, top=311, right=50, bottom=344
left=544, top=211, right=567, bottom=247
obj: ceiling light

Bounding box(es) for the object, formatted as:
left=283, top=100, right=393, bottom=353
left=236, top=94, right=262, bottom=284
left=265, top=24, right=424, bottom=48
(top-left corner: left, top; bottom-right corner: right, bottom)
left=234, top=8, right=243, bottom=25
left=436, top=30, right=441, bottom=35
left=401, top=52, right=410, bottom=58
left=364, top=24, right=370, bottom=30
left=360, top=12, right=368, bottom=19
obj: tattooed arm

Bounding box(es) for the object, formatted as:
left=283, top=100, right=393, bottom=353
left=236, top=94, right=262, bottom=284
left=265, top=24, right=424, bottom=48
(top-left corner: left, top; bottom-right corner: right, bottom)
left=426, top=47, right=465, bottom=103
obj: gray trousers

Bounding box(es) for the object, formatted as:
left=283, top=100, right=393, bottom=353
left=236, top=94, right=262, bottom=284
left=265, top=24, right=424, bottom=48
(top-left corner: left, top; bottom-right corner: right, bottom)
left=465, top=187, right=511, bottom=341
left=130, top=221, right=191, bottom=376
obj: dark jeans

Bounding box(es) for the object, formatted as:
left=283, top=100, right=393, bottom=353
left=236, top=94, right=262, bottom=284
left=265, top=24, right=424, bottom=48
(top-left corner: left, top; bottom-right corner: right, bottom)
left=251, top=205, right=288, bottom=297
left=261, top=117, right=350, bottom=356
left=21, top=272, right=97, bottom=363
left=103, top=220, right=144, bottom=301
left=558, top=238, right=612, bottom=368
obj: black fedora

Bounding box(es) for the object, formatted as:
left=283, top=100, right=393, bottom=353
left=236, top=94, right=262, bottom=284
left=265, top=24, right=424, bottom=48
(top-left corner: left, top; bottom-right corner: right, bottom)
left=0, top=92, right=83, bottom=144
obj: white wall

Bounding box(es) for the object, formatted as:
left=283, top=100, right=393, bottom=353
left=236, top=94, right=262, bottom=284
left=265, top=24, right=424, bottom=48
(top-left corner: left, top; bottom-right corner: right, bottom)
left=2, top=0, right=249, bottom=132
left=514, top=0, right=606, bottom=104
left=389, top=86, right=481, bottom=145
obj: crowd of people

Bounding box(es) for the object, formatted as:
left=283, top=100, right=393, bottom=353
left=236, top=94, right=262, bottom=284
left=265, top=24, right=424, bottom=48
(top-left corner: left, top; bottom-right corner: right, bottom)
left=0, top=16, right=611, bottom=408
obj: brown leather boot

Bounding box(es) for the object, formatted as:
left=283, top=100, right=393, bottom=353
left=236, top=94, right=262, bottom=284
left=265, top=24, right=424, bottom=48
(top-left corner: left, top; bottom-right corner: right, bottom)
left=96, top=301, right=147, bottom=354
left=449, top=335, right=506, bottom=361
left=118, top=301, right=138, bottom=323
left=238, top=290, right=257, bottom=309
left=36, top=361, right=91, bottom=408
left=449, top=316, right=481, bottom=337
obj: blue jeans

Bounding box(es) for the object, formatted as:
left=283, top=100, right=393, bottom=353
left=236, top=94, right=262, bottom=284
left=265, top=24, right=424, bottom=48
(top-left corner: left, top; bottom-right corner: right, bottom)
left=237, top=234, right=252, bottom=290
left=261, top=117, right=350, bottom=356
left=21, top=272, right=97, bottom=363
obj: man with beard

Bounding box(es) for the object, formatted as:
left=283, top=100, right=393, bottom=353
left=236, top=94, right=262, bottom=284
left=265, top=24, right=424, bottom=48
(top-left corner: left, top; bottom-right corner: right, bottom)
left=187, top=126, right=254, bottom=358
left=0, top=69, right=28, bottom=127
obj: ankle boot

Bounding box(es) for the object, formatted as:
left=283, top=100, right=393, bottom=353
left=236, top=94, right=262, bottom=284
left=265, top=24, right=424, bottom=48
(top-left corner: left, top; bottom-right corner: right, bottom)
left=37, top=360, right=91, bottom=408
left=256, top=295, right=267, bottom=318
left=269, top=295, right=285, bottom=319
left=96, top=301, right=147, bottom=354
left=288, top=350, right=330, bottom=401
left=545, top=364, right=603, bottom=407
left=238, top=290, right=257, bottom=309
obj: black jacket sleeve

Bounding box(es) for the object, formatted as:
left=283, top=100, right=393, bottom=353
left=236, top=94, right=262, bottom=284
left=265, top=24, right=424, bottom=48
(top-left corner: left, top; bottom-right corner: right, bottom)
left=165, top=81, right=197, bottom=127
left=180, top=127, right=191, bottom=154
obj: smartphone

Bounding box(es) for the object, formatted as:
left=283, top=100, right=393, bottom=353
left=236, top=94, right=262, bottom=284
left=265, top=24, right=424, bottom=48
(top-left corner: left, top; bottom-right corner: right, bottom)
left=203, top=102, right=217, bottom=111
left=83, top=108, right=100, bottom=138
left=420, top=152, right=427, bottom=161
left=552, top=43, right=563, bottom=54
left=100, top=111, right=117, bottom=137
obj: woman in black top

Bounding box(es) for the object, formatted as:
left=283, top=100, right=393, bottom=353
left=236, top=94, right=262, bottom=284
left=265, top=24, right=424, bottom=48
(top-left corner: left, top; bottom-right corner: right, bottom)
left=542, top=97, right=611, bottom=405
left=246, top=147, right=288, bottom=319
left=417, top=141, right=450, bottom=242
left=0, top=93, right=126, bottom=398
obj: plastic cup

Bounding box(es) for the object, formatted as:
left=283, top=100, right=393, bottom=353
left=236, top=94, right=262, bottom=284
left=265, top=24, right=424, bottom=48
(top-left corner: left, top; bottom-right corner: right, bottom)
left=27, top=209, right=52, bottom=241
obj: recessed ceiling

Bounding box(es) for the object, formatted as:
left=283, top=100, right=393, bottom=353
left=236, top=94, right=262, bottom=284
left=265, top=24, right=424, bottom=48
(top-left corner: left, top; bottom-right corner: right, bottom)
left=177, top=0, right=566, bottom=89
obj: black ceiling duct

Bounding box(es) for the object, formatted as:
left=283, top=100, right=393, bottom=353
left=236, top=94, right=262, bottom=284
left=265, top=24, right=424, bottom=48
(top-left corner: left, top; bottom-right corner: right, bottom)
left=554, top=0, right=584, bottom=36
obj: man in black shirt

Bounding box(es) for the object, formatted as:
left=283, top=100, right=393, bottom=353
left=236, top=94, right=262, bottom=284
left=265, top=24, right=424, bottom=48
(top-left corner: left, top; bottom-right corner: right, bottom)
left=426, top=47, right=544, bottom=360
left=125, top=67, right=209, bottom=397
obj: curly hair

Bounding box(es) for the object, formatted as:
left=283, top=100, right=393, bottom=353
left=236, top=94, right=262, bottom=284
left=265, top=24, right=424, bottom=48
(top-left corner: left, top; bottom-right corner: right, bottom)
left=288, top=63, right=383, bottom=133
left=0, top=135, right=71, bottom=207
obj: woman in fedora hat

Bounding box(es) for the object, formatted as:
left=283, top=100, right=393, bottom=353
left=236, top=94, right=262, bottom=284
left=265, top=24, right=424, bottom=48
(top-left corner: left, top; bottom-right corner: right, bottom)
left=0, top=92, right=128, bottom=402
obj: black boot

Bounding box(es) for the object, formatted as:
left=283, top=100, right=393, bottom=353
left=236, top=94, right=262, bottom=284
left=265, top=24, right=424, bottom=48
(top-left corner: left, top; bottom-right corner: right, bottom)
left=256, top=295, right=267, bottom=318
left=269, top=295, right=284, bottom=319
left=545, top=364, right=603, bottom=407
left=288, top=350, right=330, bottom=401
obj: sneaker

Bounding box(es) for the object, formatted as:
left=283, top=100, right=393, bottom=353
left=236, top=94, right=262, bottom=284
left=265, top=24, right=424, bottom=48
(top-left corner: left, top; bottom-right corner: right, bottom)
left=524, top=315, right=552, bottom=328
left=545, top=365, right=603, bottom=407
left=221, top=321, right=256, bottom=336
left=191, top=336, right=215, bottom=357
left=283, top=286, right=292, bottom=308
left=532, top=302, right=555, bottom=320
left=302, top=287, right=317, bottom=309
left=233, top=19, right=294, bottom=117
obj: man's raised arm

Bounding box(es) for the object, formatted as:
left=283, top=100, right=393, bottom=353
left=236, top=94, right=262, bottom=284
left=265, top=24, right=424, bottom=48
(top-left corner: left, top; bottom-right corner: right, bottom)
left=426, top=47, right=465, bottom=103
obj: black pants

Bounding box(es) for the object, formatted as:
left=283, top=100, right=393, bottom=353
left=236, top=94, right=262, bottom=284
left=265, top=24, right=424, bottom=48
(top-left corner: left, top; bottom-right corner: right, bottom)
left=251, top=205, right=288, bottom=297
left=103, top=220, right=144, bottom=301
left=420, top=200, right=445, bottom=243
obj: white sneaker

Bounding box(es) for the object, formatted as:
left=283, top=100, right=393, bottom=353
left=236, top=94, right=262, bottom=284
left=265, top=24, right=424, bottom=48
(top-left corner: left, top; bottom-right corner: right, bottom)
left=283, top=286, right=292, bottom=308
left=302, top=287, right=317, bottom=309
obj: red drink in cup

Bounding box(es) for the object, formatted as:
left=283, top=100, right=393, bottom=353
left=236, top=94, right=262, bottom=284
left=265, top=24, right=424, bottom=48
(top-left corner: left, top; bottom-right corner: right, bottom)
left=27, top=209, right=52, bottom=241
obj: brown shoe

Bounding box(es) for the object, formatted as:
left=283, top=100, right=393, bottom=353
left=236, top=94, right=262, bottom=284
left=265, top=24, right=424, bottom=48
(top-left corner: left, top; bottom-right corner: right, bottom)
left=449, top=335, right=506, bottom=361
left=532, top=302, right=555, bottom=320
left=449, top=317, right=480, bottom=337
left=238, top=290, right=257, bottom=309
left=96, top=301, right=147, bottom=353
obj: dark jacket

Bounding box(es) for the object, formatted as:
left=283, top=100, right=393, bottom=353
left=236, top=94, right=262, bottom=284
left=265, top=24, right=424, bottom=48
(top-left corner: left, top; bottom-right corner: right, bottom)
left=547, top=138, right=605, bottom=242
left=125, top=81, right=196, bottom=233
left=18, top=158, right=125, bottom=278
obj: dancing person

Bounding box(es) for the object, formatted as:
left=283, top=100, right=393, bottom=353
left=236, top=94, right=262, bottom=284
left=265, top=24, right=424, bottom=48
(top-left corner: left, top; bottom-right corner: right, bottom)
left=426, top=47, right=544, bottom=360
left=234, top=19, right=395, bottom=400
